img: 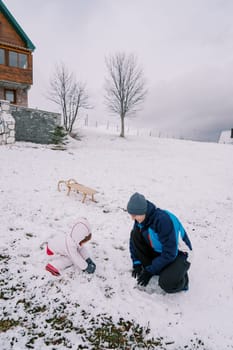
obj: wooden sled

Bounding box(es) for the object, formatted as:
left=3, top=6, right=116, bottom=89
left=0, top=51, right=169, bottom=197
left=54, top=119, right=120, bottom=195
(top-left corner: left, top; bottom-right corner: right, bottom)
left=58, top=178, right=98, bottom=203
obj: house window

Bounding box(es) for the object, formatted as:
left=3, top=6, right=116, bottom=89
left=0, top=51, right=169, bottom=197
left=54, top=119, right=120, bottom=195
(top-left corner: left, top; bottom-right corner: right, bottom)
left=5, top=89, right=16, bottom=104
left=0, top=48, right=5, bottom=64
left=9, top=51, right=18, bottom=67
left=9, top=51, right=28, bottom=68
left=19, top=53, right=28, bottom=68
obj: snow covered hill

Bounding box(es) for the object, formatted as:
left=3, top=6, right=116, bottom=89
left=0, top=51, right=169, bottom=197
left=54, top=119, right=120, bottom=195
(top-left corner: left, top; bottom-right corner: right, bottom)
left=0, top=127, right=232, bottom=349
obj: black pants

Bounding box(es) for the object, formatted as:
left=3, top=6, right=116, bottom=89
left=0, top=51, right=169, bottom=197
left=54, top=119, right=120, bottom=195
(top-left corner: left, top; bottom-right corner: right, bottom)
left=131, top=229, right=190, bottom=293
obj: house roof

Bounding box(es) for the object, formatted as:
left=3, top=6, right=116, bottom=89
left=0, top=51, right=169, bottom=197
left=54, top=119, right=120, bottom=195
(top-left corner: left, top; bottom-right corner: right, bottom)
left=0, top=0, right=35, bottom=51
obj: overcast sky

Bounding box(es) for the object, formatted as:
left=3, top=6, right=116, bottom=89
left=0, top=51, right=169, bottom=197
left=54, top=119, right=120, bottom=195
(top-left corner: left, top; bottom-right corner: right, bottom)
left=3, top=0, right=233, bottom=141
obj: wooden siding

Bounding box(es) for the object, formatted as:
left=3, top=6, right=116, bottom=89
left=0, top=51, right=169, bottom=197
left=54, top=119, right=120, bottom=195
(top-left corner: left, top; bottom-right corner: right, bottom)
left=0, top=65, right=33, bottom=85
left=0, top=12, right=26, bottom=48
left=0, top=45, right=33, bottom=84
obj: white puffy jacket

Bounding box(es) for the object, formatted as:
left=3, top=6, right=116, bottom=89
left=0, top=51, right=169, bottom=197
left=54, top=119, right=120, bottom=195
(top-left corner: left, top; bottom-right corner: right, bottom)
left=47, top=218, right=92, bottom=271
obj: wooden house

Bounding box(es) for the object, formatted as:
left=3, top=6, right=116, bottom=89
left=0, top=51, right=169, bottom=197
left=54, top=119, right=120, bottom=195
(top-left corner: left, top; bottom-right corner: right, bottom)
left=0, top=0, right=35, bottom=106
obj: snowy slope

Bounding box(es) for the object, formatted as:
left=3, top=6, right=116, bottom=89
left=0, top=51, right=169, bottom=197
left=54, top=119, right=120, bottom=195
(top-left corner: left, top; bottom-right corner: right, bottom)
left=0, top=127, right=232, bottom=349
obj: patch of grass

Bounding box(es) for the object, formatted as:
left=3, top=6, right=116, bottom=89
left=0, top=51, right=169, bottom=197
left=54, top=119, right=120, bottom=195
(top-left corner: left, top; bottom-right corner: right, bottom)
left=44, top=334, right=72, bottom=348
left=17, top=299, right=47, bottom=314
left=17, top=298, right=31, bottom=309
left=25, top=233, right=34, bottom=238
left=29, top=305, right=47, bottom=314
left=85, top=315, right=165, bottom=349
left=0, top=319, right=20, bottom=332
left=0, top=254, right=10, bottom=261
left=46, top=315, right=74, bottom=331
left=0, top=282, right=25, bottom=300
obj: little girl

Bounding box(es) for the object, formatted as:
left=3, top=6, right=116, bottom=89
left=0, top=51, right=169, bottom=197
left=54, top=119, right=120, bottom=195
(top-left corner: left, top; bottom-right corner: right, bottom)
left=45, top=217, right=96, bottom=276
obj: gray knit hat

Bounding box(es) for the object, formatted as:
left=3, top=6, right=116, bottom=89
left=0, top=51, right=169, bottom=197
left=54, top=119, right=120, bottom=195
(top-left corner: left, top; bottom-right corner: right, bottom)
left=127, top=192, right=147, bottom=215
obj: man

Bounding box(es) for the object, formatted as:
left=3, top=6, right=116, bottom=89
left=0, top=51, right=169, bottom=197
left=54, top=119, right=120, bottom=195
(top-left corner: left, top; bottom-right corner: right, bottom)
left=127, top=193, right=192, bottom=293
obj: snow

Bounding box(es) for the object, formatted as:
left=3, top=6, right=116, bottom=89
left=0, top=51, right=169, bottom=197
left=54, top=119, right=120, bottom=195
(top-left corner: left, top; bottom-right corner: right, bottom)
left=0, top=126, right=233, bottom=349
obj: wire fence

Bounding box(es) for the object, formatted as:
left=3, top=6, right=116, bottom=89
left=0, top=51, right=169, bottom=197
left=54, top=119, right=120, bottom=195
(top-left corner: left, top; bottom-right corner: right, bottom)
left=76, top=116, right=188, bottom=140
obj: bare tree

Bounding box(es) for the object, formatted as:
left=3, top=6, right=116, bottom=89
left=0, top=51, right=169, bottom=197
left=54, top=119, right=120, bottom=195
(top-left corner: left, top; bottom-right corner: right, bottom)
left=104, top=52, right=147, bottom=137
left=48, top=63, right=91, bottom=133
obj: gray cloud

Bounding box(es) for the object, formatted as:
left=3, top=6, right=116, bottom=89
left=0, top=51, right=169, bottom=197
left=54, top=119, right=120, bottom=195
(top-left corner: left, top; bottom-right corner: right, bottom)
left=141, top=62, right=233, bottom=140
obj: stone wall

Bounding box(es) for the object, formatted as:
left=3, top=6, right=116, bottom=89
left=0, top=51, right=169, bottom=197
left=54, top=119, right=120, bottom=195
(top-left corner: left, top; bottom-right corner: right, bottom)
left=11, top=105, right=61, bottom=144
left=0, top=100, right=15, bottom=145
left=0, top=100, right=61, bottom=145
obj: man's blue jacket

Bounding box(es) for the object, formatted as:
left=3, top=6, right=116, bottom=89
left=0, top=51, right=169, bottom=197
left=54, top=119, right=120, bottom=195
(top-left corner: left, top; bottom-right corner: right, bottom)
left=130, top=201, right=192, bottom=275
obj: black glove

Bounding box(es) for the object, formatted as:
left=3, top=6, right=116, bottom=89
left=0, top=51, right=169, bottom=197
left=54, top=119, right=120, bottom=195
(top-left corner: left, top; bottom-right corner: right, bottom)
left=85, top=258, right=96, bottom=274
left=137, top=270, right=152, bottom=286
left=132, top=264, right=143, bottom=278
